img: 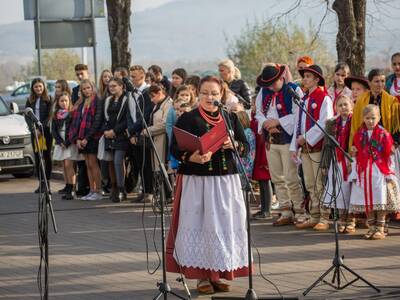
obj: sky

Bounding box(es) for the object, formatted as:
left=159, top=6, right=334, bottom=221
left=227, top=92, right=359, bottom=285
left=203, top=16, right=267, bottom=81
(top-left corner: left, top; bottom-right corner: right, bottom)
left=0, top=0, right=175, bottom=25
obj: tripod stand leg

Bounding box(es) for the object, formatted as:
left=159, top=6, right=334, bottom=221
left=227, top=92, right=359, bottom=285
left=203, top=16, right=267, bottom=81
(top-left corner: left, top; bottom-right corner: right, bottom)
left=303, top=264, right=336, bottom=296
left=169, top=290, right=188, bottom=300
left=153, top=292, right=162, bottom=300
left=341, top=264, right=381, bottom=293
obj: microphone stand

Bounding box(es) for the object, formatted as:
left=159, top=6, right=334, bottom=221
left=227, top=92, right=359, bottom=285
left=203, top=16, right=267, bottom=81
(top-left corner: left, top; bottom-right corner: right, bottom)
left=213, top=105, right=288, bottom=300
left=31, top=121, right=57, bottom=300
left=288, top=91, right=380, bottom=296
left=129, top=88, right=189, bottom=300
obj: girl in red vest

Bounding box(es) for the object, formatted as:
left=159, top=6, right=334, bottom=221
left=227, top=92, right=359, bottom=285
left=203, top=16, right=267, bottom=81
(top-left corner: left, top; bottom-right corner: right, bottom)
left=349, top=104, right=400, bottom=239
left=250, top=95, right=273, bottom=219
left=321, top=95, right=354, bottom=232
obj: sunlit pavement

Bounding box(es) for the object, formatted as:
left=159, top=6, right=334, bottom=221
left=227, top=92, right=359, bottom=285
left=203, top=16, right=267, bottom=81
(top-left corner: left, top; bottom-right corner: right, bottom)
left=1, top=175, right=400, bottom=299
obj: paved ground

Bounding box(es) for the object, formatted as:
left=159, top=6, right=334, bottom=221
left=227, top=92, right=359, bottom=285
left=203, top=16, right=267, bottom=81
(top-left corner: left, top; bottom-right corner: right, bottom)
left=1, top=175, right=400, bottom=300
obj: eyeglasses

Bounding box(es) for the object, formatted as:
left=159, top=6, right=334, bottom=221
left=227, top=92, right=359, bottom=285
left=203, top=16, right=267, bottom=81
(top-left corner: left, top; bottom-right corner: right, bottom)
left=108, top=84, right=118, bottom=88
left=199, top=91, right=220, bottom=98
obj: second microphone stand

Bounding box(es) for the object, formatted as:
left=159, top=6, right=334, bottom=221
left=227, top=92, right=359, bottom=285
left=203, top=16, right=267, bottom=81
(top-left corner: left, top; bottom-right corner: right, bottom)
left=129, top=89, right=189, bottom=300
left=288, top=90, right=380, bottom=296
left=213, top=105, right=281, bottom=300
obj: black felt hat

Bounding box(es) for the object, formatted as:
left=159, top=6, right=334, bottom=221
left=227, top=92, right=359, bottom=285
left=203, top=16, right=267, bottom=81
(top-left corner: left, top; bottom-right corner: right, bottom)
left=344, top=76, right=369, bottom=90
left=256, top=64, right=286, bottom=87
left=298, top=64, right=325, bottom=86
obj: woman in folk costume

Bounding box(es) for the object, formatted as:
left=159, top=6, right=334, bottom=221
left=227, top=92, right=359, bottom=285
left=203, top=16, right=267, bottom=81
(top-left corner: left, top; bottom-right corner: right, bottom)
left=290, top=65, right=334, bottom=230
left=349, top=105, right=400, bottom=240
left=349, top=68, right=400, bottom=148
left=166, top=76, right=250, bottom=295
left=321, top=95, right=354, bottom=232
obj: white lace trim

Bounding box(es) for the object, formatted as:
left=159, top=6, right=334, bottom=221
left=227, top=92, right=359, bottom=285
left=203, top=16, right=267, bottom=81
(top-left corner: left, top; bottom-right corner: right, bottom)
left=174, top=228, right=249, bottom=272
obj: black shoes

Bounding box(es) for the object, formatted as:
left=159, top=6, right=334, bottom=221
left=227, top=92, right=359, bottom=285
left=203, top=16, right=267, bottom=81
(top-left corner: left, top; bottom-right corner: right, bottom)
left=118, top=192, right=127, bottom=202
left=61, top=184, right=74, bottom=200
left=58, top=185, right=68, bottom=194
left=62, top=193, right=74, bottom=200
left=110, top=188, right=127, bottom=203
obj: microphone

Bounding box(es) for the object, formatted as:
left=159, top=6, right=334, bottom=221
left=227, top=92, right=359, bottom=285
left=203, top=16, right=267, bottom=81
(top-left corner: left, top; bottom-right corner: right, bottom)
left=213, top=100, right=224, bottom=108
left=287, top=86, right=301, bottom=102
left=24, top=107, right=42, bottom=128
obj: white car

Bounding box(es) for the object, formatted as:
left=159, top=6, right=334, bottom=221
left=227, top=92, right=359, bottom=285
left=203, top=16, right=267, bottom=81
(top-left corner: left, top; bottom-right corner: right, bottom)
left=0, top=96, right=35, bottom=178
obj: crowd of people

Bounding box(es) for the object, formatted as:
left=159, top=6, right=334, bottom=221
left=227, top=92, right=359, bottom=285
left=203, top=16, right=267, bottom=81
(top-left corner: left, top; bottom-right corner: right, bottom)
left=25, top=53, right=400, bottom=294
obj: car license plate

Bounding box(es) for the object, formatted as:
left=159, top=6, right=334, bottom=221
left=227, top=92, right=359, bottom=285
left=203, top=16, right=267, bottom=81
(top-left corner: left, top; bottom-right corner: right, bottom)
left=0, top=150, right=23, bottom=160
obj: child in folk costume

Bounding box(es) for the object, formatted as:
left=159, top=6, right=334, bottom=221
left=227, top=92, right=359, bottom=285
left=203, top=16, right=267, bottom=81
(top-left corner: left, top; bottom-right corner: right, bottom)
left=321, top=95, right=354, bottom=232
left=349, top=105, right=400, bottom=240
left=344, top=76, right=369, bottom=104
left=250, top=98, right=273, bottom=219
left=328, top=62, right=352, bottom=112
left=290, top=65, right=334, bottom=230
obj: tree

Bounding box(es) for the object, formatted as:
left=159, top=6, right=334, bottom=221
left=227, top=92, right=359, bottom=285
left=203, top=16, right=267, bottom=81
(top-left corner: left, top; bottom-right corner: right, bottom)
left=270, top=0, right=373, bottom=76
left=332, top=0, right=366, bottom=76
left=106, top=0, right=132, bottom=72
left=227, top=21, right=334, bottom=87
left=31, top=49, right=81, bottom=80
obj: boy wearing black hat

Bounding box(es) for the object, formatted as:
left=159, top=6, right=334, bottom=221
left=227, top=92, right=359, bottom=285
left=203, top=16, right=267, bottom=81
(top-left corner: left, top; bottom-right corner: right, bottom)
left=255, top=64, right=304, bottom=225
left=290, top=65, right=334, bottom=230
left=344, top=76, right=369, bottom=104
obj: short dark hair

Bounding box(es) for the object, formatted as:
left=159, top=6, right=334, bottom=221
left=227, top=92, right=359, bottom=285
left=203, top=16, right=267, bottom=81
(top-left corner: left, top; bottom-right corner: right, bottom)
left=172, top=68, right=187, bottom=81
left=75, top=64, right=88, bottom=71
left=368, top=68, right=385, bottom=82
left=148, top=83, right=166, bottom=95
left=148, top=65, right=163, bottom=75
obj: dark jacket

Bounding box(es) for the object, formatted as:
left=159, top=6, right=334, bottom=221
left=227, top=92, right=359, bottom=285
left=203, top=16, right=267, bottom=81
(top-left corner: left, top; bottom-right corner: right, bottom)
left=229, top=79, right=252, bottom=109
left=160, top=76, right=171, bottom=95
left=104, top=94, right=129, bottom=150
left=127, top=88, right=155, bottom=136
left=25, top=96, right=53, bottom=131
left=71, top=85, right=80, bottom=104
left=51, top=114, right=71, bottom=146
